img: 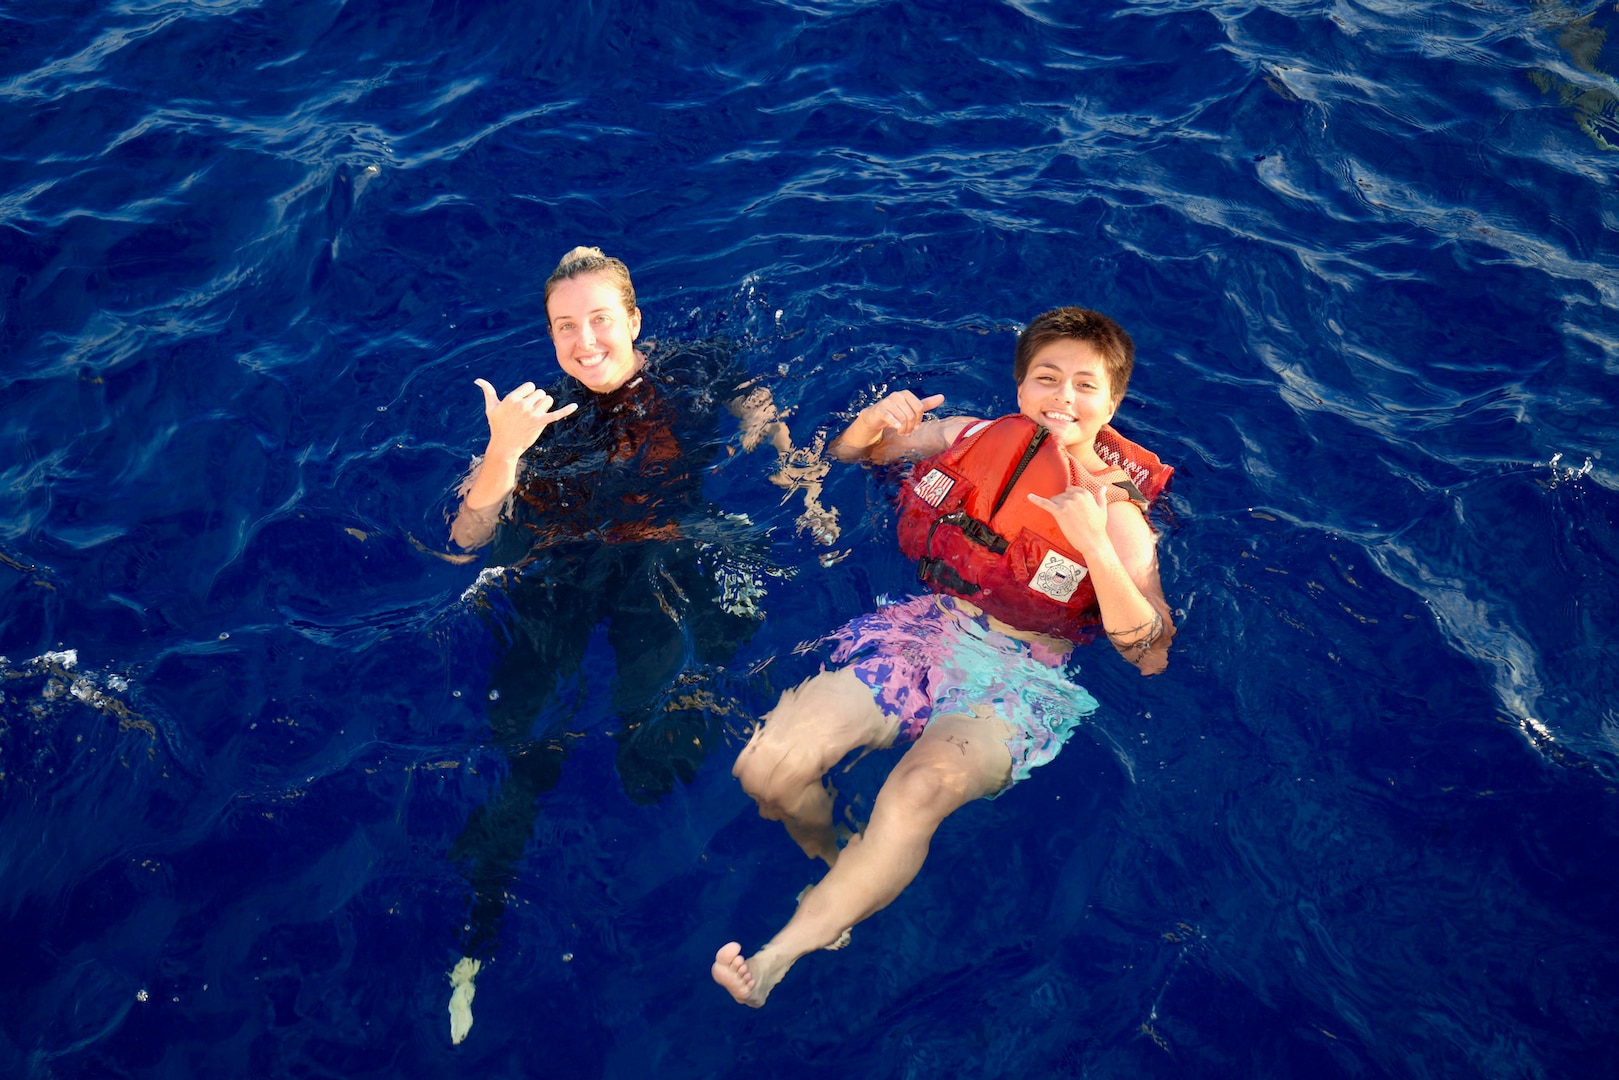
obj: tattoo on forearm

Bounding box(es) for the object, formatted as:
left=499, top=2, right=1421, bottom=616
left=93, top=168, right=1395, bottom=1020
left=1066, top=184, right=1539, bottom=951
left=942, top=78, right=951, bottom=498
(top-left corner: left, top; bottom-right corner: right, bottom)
left=1106, top=610, right=1165, bottom=662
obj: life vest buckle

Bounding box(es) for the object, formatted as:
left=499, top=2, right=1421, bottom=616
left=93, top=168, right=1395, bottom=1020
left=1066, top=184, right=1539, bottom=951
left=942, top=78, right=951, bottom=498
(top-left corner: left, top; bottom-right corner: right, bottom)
left=938, top=511, right=1009, bottom=555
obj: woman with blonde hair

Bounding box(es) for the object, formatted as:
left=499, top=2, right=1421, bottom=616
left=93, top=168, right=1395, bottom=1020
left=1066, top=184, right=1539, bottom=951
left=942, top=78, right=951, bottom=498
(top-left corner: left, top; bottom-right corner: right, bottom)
left=444, top=246, right=830, bottom=1041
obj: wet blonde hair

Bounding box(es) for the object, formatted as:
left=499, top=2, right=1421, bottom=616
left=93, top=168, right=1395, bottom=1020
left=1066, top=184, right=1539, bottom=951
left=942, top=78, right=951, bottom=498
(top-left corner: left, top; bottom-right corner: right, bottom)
left=543, top=245, right=637, bottom=316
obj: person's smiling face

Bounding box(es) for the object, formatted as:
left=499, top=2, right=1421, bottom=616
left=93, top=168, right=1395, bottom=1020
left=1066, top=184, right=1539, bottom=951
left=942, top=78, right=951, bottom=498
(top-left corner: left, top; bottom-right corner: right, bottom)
left=547, top=272, right=643, bottom=393
left=1015, top=338, right=1118, bottom=451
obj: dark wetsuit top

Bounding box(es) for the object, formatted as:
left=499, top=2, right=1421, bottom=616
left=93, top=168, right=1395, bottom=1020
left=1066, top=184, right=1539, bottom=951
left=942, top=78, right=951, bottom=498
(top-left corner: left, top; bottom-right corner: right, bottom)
left=488, top=339, right=746, bottom=565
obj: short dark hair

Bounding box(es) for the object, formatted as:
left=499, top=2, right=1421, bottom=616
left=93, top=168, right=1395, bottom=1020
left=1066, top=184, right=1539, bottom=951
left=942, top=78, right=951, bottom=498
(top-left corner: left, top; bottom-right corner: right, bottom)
left=1013, top=307, right=1135, bottom=402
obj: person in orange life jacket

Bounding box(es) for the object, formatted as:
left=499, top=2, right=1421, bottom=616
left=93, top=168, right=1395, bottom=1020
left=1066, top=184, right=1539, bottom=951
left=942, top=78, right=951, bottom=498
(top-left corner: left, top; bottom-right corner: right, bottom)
left=444, top=247, right=833, bottom=983
left=891, top=396, right=1172, bottom=651
left=712, top=306, right=1174, bottom=1008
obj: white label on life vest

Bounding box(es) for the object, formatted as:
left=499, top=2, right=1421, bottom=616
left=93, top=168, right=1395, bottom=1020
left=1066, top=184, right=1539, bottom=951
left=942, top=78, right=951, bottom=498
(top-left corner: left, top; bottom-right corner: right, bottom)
left=1029, top=549, right=1087, bottom=602
left=913, top=468, right=955, bottom=508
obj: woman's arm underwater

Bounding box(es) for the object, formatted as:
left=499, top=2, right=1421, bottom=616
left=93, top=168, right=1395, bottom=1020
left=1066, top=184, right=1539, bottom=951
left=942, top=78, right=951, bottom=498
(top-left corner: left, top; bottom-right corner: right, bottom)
left=728, top=384, right=842, bottom=545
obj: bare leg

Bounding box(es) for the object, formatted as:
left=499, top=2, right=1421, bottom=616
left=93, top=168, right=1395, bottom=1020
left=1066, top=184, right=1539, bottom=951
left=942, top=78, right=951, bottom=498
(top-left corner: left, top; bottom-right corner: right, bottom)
left=730, top=666, right=898, bottom=867
left=713, top=709, right=1013, bottom=1006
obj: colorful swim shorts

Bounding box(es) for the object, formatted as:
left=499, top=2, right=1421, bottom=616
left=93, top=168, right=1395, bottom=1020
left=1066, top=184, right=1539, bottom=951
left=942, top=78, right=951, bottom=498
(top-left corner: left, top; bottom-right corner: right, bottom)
left=826, top=593, right=1099, bottom=792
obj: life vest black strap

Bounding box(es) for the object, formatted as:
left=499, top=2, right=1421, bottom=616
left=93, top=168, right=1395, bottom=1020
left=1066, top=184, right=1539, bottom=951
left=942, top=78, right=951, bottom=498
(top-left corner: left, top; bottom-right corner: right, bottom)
left=917, top=554, right=980, bottom=595
left=917, top=512, right=1006, bottom=595
left=916, top=422, right=1044, bottom=595
left=936, top=510, right=1008, bottom=554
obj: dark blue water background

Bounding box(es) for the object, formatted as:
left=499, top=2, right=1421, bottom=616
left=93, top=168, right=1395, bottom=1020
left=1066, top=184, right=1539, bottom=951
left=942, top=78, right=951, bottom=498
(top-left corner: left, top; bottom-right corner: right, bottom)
left=3, top=1, right=1617, bottom=1076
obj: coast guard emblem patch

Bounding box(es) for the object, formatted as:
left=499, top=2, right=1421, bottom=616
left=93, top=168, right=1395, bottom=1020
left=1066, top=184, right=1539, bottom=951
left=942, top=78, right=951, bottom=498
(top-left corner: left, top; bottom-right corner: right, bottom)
left=913, top=468, right=955, bottom=508
left=1028, top=549, right=1087, bottom=602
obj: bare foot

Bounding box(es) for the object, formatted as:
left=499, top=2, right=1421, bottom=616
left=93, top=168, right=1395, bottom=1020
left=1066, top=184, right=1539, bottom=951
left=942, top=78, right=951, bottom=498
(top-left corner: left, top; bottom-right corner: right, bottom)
left=447, top=956, right=481, bottom=1045
left=712, top=942, right=761, bottom=1006
left=712, top=942, right=797, bottom=1007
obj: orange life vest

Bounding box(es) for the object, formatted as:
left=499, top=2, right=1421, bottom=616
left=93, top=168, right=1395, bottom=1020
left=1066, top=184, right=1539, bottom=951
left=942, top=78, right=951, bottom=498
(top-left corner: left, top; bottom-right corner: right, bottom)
left=895, top=415, right=1173, bottom=641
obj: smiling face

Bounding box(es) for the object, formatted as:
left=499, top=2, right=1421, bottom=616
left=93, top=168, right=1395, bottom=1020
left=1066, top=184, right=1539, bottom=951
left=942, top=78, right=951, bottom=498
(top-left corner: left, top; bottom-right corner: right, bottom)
left=546, top=271, right=643, bottom=393
left=1015, top=338, right=1119, bottom=454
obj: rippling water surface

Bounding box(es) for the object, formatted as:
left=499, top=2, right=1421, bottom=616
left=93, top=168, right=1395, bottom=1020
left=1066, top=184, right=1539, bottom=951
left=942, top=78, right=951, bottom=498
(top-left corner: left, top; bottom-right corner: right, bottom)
left=3, top=1, right=1616, bottom=1077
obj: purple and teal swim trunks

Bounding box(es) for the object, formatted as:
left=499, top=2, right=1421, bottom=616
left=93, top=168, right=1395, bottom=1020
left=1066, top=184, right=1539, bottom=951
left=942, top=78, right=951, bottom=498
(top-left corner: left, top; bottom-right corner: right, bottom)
left=825, top=593, right=1099, bottom=792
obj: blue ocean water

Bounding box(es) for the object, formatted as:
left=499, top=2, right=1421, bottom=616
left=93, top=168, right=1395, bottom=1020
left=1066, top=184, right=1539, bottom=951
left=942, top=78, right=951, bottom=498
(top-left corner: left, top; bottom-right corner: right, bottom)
left=3, top=0, right=1617, bottom=1076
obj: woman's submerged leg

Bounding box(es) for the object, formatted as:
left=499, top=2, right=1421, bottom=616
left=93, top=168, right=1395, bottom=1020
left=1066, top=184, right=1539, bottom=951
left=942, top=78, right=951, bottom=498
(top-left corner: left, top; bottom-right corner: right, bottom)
left=714, top=707, right=1014, bottom=1007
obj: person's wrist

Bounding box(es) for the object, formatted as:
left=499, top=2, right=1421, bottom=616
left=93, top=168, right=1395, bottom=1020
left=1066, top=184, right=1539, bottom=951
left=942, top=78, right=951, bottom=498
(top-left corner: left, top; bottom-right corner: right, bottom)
left=483, top=438, right=528, bottom=464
